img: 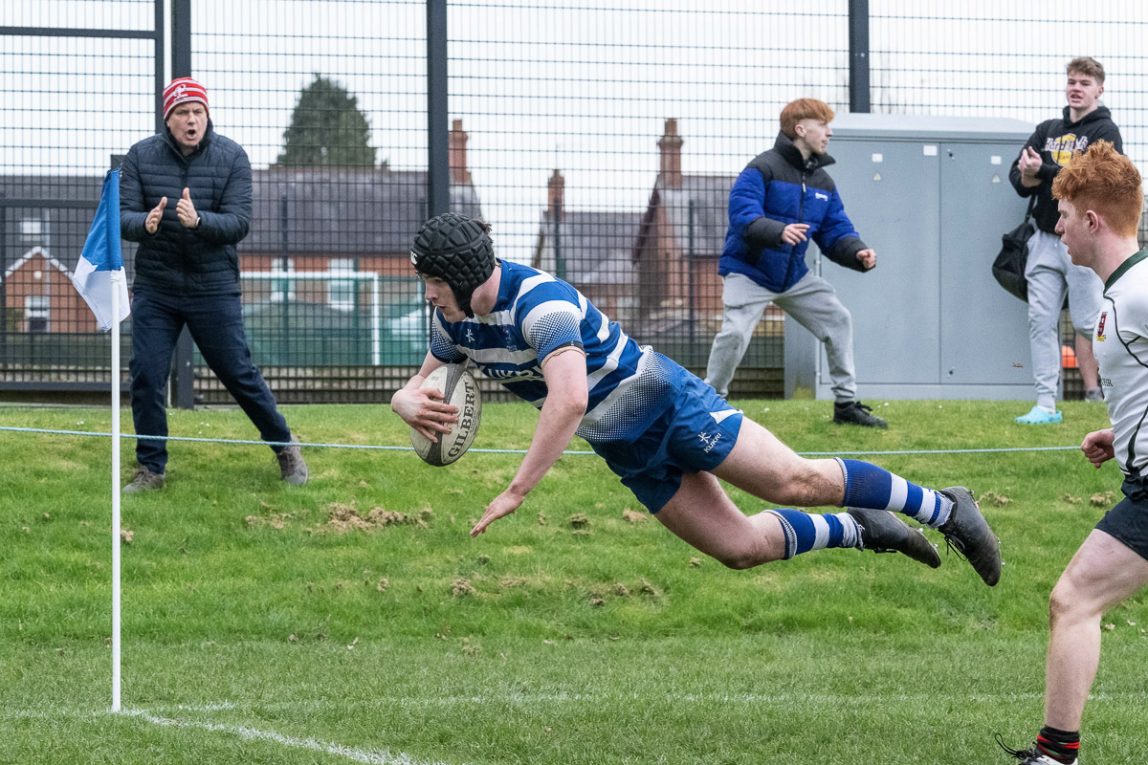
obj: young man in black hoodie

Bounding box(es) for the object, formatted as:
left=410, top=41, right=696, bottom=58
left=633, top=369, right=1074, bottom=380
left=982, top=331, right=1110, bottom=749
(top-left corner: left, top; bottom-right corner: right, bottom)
left=1009, top=57, right=1121, bottom=425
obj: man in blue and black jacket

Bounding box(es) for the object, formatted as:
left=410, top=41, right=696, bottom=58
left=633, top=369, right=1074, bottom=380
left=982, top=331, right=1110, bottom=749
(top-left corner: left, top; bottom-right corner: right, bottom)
left=705, top=98, right=885, bottom=428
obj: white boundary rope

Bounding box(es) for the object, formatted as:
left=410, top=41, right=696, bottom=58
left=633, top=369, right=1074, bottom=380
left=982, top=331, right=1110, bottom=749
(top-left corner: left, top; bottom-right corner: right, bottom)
left=0, top=425, right=1081, bottom=457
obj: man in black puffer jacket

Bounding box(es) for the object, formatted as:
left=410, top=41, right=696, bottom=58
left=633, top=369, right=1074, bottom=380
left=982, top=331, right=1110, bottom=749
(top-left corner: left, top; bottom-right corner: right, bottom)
left=119, top=77, right=307, bottom=492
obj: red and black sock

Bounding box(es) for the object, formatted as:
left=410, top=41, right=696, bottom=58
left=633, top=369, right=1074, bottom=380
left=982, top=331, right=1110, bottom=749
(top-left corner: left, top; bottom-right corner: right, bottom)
left=1036, top=726, right=1080, bottom=763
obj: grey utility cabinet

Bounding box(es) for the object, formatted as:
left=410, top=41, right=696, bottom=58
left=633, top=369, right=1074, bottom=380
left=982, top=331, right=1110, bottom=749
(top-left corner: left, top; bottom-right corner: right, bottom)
left=784, top=113, right=1037, bottom=400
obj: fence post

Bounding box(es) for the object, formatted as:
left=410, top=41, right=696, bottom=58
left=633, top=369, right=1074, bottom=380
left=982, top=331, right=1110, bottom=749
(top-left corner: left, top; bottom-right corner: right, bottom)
left=169, top=0, right=196, bottom=409
left=152, top=0, right=166, bottom=134
left=426, top=0, right=450, bottom=218
left=0, top=199, right=6, bottom=365
left=848, top=0, right=870, bottom=113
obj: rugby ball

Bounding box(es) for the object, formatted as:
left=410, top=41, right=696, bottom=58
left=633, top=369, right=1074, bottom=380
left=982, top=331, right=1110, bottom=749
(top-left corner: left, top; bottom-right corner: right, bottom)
left=410, top=364, right=481, bottom=466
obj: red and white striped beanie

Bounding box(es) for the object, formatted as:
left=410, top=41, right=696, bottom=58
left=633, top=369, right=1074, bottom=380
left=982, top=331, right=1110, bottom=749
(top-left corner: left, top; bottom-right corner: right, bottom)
left=162, top=77, right=209, bottom=119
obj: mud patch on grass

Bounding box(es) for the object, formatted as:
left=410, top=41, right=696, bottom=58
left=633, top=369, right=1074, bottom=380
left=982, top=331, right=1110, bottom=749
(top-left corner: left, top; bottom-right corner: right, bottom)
left=316, top=502, right=433, bottom=533
left=245, top=513, right=293, bottom=530
left=451, top=577, right=477, bottom=597
left=977, top=491, right=1011, bottom=507
left=586, top=578, right=663, bottom=607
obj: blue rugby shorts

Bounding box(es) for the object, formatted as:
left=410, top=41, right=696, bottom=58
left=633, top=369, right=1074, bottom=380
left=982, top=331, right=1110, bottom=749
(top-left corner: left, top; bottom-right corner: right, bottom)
left=590, top=371, right=743, bottom=513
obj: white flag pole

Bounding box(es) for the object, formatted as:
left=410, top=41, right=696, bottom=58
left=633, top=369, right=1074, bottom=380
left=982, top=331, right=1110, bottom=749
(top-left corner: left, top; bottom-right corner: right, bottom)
left=111, top=271, right=123, bottom=713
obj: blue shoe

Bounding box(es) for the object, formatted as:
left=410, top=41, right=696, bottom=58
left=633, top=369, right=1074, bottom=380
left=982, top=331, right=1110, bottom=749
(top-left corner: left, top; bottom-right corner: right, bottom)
left=1015, top=405, right=1063, bottom=425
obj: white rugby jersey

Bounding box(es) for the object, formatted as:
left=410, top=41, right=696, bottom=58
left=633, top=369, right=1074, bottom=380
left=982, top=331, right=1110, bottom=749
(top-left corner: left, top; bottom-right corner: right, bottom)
left=1094, top=250, right=1148, bottom=477
left=429, top=260, right=677, bottom=443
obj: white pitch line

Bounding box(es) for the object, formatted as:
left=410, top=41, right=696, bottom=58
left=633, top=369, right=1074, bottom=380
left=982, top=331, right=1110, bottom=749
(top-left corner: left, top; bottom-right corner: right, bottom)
left=123, top=709, right=459, bottom=765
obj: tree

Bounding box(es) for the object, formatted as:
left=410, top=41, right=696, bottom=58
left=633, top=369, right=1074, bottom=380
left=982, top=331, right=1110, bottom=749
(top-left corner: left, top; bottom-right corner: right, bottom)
left=275, top=75, right=377, bottom=167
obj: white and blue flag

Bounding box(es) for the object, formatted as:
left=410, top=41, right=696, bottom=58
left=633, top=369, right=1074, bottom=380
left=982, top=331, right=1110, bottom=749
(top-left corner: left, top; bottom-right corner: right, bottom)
left=71, top=168, right=130, bottom=331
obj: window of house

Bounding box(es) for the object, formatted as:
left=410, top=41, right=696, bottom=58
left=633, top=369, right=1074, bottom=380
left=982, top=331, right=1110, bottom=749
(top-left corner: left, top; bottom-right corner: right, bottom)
left=270, top=259, right=296, bottom=303
left=328, top=259, right=356, bottom=312
left=20, top=218, right=42, bottom=243
left=25, top=295, right=49, bottom=333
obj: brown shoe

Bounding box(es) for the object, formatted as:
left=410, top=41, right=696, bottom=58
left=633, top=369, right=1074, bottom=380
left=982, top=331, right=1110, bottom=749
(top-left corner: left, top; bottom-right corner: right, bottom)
left=123, top=465, right=165, bottom=494
left=276, top=440, right=308, bottom=486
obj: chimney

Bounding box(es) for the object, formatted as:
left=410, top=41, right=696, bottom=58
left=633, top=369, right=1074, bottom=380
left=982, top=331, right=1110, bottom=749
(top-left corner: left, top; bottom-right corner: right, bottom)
left=547, top=169, right=565, bottom=222
left=658, top=118, right=683, bottom=189
left=449, top=119, right=471, bottom=184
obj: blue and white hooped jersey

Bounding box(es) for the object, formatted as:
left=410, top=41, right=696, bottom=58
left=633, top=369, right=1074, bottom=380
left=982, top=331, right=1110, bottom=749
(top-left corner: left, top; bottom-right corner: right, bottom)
left=429, top=260, right=677, bottom=443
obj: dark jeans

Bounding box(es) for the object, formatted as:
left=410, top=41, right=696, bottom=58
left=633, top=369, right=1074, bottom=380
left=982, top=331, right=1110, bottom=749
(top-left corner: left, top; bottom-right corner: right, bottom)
left=129, top=288, right=292, bottom=473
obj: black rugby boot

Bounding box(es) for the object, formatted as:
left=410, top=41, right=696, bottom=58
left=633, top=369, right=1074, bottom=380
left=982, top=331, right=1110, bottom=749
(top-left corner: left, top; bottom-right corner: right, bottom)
left=848, top=508, right=941, bottom=568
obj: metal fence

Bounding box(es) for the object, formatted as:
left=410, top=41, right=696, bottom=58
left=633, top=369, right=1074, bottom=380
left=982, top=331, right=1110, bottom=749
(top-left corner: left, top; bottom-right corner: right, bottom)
left=2, top=1, right=1146, bottom=404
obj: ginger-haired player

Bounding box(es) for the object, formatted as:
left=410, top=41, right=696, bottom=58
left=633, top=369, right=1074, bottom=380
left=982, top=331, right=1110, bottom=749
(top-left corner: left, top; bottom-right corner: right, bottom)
left=1000, top=140, right=1147, bottom=765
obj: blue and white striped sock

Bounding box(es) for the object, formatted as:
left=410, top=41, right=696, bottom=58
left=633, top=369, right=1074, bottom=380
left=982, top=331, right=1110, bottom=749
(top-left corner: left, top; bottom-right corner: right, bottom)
left=836, top=458, right=952, bottom=528
left=767, top=508, right=860, bottom=559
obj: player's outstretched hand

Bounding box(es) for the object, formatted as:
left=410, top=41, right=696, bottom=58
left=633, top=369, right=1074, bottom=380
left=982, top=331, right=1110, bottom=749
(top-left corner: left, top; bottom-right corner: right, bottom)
left=391, top=386, right=458, bottom=443
left=471, top=490, right=525, bottom=537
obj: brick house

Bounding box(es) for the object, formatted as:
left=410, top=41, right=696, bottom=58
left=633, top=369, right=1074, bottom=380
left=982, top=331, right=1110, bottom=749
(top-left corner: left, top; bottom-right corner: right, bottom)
left=242, top=119, right=483, bottom=306
left=632, top=119, right=783, bottom=384
left=1, top=246, right=92, bottom=334
left=531, top=169, right=642, bottom=327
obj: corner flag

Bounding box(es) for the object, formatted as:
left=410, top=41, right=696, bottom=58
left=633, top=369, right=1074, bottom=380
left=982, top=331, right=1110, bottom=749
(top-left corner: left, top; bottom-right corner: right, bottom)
left=72, top=167, right=131, bottom=711
left=72, top=168, right=130, bottom=331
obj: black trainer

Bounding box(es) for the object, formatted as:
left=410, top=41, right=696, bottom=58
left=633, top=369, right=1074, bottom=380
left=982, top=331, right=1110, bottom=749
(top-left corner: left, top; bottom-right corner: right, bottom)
left=848, top=508, right=941, bottom=568
left=834, top=400, right=888, bottom=429
left=939, top=487, right=1001, bottom=587
left=997, top=736, right=1077, bottom=765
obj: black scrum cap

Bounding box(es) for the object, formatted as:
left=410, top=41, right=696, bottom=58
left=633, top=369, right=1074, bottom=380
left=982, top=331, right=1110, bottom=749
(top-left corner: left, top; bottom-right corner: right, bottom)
left=410, top=213, right=496, bottom=317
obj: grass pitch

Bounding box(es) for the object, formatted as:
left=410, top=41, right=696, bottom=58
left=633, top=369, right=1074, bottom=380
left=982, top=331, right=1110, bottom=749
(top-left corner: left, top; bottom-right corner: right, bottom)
left=2, top=399, right=1146, bottom=764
